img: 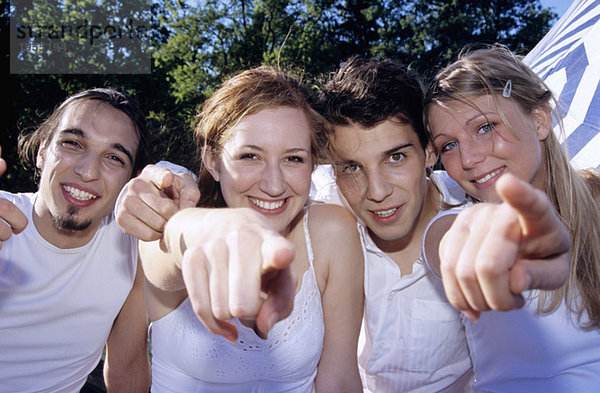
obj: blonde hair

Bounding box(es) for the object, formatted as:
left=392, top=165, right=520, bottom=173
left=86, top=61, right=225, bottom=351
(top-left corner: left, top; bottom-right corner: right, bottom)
left=426, top=45, right=600, bottom=329
left=194, top=66, right=330, bottom=207
left=580, top=168, right=600, bottom=205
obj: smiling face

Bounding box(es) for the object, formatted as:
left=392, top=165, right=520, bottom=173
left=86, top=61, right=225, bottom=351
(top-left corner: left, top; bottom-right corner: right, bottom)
left=333, top=119, right=437, bottom=249
left=34, top=100, right=139, bottom=246
left=204, top=106, right=313, bottom=234
left=427, top=95, right=550, bottom=202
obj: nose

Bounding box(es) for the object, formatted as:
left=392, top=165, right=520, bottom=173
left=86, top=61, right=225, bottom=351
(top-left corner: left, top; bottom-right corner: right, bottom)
left=74, top=153, right=102, bottom=181
left=259, top=161, right=285, bottom=196
left=459, top=137, right=486, bottom=169
left=365, top=168, right=393, bottom=203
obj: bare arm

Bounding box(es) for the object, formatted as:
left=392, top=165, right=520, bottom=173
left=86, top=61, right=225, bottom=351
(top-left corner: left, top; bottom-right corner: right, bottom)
left=103, top=258, right=150, bottom=393
left=438, top=173, right=571, bottom=321
left=311, top=204, right=364, bottom=392
left=139, top=207, right=297, bottom=342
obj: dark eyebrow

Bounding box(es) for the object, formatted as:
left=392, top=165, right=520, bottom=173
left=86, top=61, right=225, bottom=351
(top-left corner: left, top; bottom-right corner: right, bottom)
left=382, top=143, right=412, bottom=158
left=59, top=128, right=134, bottom=165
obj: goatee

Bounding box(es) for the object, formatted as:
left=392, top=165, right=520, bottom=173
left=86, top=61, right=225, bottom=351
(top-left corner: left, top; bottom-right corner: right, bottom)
left=53, top=205, right=92, bottom=231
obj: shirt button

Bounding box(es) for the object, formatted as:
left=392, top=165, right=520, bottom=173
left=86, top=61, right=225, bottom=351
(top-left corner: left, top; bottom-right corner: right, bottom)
left=387, top=293, right=394, bottom=301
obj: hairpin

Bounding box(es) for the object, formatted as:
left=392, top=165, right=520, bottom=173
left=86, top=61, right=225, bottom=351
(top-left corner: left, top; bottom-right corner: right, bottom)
left=503, top=79, right=512, bottom=98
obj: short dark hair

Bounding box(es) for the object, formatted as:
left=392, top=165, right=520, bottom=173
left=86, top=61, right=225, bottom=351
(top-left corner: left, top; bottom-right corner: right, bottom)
left=316, top=56, right=428, bottom=149
left=18, top=87, right=150, bottom=177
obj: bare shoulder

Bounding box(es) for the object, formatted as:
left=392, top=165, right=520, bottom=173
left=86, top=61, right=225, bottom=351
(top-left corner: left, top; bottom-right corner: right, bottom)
left=306, top=203, right=357, bottom=238
left=306, top=203, right=362, bottom=272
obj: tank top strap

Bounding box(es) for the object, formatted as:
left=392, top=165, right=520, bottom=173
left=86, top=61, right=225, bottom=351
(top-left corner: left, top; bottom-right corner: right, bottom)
left=302, top=205, right=315, bottom=268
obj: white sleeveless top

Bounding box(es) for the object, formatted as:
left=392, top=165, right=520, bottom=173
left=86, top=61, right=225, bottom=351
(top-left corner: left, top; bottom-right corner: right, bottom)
left=150, top=208, right=325, bottom=393
left=0, top=191, right=138, bottom=392
left=465, top=295, right=600, bottom=392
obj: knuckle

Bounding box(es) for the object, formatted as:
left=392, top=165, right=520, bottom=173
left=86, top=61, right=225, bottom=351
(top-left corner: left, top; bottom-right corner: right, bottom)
left=0, top=199, right=14, bottom=216
left=455, top=264, right=477, bottom=284
left=474, top=255, right=504, bottom=277
left=211, top=305, right=231, bottom=321
left=229, top=301, right=257, bottom=319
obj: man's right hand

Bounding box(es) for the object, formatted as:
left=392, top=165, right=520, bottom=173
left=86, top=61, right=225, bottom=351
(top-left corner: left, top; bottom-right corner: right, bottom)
left=116, top=164, right=200, bottom=241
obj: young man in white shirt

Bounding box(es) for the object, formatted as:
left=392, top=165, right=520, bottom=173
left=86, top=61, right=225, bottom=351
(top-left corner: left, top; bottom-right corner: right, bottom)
left=0, top=88, right=153, bottom=393
left=315, top=56, right=473, bottom=392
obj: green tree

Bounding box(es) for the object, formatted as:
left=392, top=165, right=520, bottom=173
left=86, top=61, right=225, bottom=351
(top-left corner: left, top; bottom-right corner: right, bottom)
left=2, top=0, right=557, bottom=193
left=372, top=0, right=557, bottom=76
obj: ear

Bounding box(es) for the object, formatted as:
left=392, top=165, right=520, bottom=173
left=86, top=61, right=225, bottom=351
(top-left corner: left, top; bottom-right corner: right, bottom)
left=424, top=142, right=438, bottom=168
left=36, top=142, right=47, bottom=170
left=201, top=145, right=220, bottom=182
left=532, top=105, right=552, bottom=141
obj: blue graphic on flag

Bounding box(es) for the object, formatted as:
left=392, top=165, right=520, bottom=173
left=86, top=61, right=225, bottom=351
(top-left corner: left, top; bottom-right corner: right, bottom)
left=524, top=0, right=600, bottom=169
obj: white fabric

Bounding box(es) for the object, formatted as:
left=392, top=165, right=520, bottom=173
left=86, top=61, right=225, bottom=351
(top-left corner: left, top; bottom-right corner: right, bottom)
left=149, top=207, right=324, bottom=393
left=0, top=191, right=138, bottom=393
left=464, top=297, right=600, bottom=392
left=357, top=172, right=472, bottom=393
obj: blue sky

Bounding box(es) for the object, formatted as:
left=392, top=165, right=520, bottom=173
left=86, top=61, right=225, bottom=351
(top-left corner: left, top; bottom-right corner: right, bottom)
left=540, top=0, right=575, bottom=19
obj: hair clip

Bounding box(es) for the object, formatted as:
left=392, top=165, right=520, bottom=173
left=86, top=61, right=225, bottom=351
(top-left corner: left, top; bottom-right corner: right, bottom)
left=503, top=80, right=512, bottom=98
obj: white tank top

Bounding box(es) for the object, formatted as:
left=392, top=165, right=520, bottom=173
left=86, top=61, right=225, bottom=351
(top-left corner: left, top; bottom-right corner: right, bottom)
left=150, top=208, right=325, bottom=393
left=0, top=191, right=138, bottom=392
left=465, top=294, right=600, bottom=392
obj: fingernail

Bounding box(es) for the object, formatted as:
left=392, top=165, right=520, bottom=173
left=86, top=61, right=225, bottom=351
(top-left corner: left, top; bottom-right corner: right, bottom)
left=225, top=332, right=238, bottom=344
left=187, top=200, right=196, bottom=208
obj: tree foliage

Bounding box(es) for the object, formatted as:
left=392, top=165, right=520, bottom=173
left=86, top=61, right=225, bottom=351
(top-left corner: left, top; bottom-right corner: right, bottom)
left=2, top=0, right=557, bottom=192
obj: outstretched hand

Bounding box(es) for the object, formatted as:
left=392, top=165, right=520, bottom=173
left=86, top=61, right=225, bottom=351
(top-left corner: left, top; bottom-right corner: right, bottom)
left=158, top=208, right=297, bottom=342
left=0, top=145, right=28, bottom=249
left=0, top=145, right=6, bottom=176
left=439, top=173, right=571, bottom=321
left=116, top=164, right=200, bottom=241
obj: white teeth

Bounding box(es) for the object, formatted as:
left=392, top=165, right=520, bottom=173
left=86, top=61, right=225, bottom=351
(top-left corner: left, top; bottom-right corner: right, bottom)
left=63, top=186, right=96, bottom=201
left=474, top=169, right=502, bottom=184
left=373, top=207, right=397, bottom=218
left=249, top=197, right=285, bottom=210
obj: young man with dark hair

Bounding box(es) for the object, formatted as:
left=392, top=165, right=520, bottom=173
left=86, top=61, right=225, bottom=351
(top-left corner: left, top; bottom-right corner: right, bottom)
left=0, top=88, right=153, bottom=392
left=316, top=56, right=473, bottom=392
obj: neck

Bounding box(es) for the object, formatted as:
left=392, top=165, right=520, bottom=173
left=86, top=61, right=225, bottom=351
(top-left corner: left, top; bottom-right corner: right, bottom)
left=32, top=196, right=100, bottom=249
left=371, top=179, right=441, bottom=274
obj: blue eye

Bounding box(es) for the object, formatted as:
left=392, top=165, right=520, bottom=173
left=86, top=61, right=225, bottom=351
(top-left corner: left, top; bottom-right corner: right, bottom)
left=477, top=123, right=494, bottom=134
left=440, top=141, right=458, bottom=153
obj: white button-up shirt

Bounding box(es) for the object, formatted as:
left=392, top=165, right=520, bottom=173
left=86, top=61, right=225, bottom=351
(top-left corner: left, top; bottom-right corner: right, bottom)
left=312, top=168, right=473, bottom=392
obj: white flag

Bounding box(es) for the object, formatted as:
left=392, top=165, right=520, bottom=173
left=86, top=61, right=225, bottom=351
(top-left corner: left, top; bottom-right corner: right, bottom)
left=524, top=0, right=600, bottom=169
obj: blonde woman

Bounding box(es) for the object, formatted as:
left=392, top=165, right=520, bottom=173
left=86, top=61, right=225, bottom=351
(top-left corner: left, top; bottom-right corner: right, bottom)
left=424, top=45, right=600, bottom=392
